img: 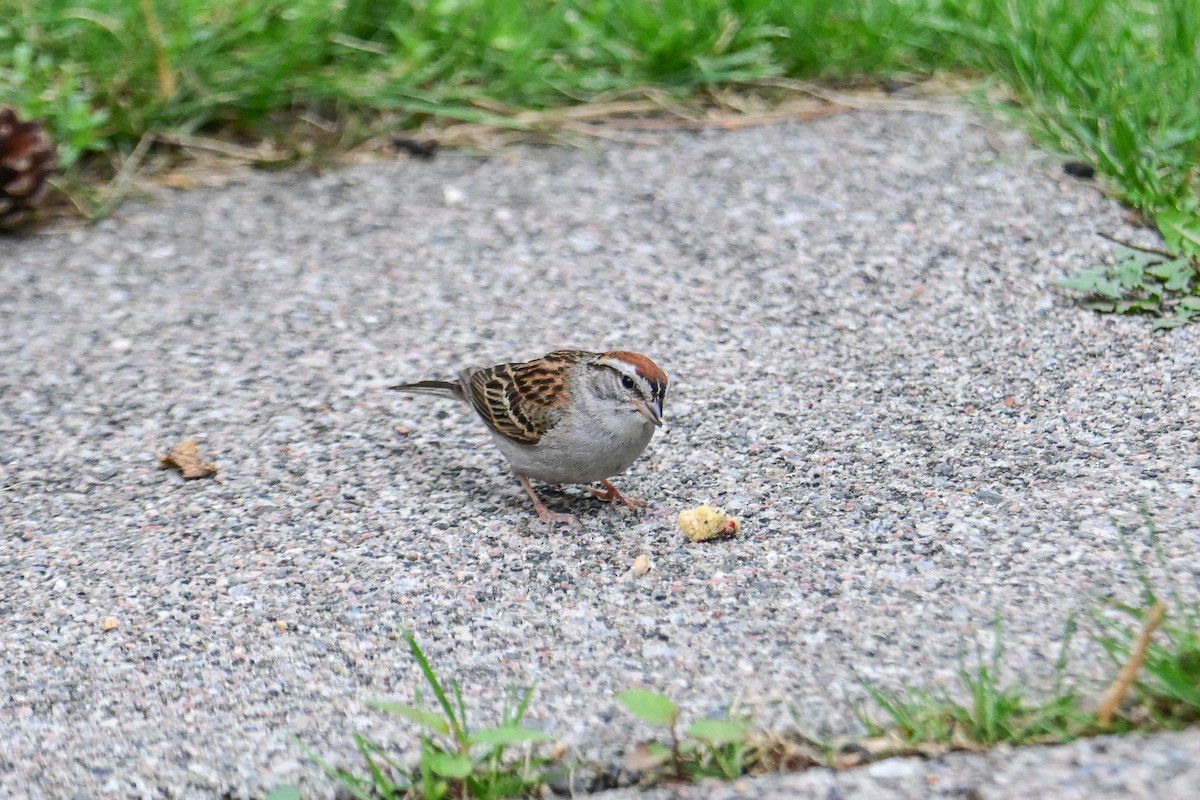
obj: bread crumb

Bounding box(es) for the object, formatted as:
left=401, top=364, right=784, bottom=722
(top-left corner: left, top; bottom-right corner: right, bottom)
left=679, top=506, right=739, bottom=542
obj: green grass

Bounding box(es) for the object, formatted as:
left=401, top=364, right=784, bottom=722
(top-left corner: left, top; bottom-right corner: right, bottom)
left=17, top=3, right=1197, bottom=318
left=4, top=2, right=1199, bottom=315
left=855, top=619, right=1105, bottom=750
left=300, top=632, right=556, bottom=800
left=3, top=1, right=1197, bottom=219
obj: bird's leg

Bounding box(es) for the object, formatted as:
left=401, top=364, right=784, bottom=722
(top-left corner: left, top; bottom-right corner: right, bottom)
left=516, top=474, right=577, bottom=525
left=588, top=479, right=647, bottom=510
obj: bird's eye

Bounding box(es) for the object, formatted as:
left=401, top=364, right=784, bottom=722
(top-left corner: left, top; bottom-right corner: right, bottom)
left=620, top=375, right=636, bottom=390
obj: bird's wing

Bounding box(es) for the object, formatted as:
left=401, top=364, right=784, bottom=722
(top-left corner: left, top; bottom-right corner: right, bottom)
left=461, top=352, right=581, bottom=445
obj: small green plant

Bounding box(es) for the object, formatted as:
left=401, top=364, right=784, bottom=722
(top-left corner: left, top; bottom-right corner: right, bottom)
left=302, top=632, right=554, bottom=800
left=615, top=688, right=752, bottom=782
left=855, top=620, right=1095, bottom=748
left=1057, top=243, right=1200, bottom=329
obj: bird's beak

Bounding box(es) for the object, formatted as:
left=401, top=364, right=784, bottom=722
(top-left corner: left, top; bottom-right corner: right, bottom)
left=634, top=398, right=663, bottom=427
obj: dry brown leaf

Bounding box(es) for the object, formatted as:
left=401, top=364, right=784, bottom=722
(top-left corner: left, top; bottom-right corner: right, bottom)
left=159, top=440, right=217, bottom=479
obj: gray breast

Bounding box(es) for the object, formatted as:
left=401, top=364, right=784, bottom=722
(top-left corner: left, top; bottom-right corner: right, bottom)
left=488, top=412, right=655, bottom=485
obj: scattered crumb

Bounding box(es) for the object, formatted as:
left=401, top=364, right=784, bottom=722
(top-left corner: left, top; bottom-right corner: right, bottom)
left=274, top=620, right=287, bottom=633
left=679, top=506, right=739, bottom=542
left=102, top=617, right=118, bottom=632
left=159, top=440, right=217, bottom=479
left=632, top=555, right=651, bottom=576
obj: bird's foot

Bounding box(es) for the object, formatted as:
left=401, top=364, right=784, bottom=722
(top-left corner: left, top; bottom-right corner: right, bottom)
left=534, top=506, right=579, bottom=525
left=517, top=474, right=578, bottom=526
left=588, top=479, right=647, bottom=511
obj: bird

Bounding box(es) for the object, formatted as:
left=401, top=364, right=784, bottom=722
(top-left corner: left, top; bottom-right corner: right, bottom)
left=390, top=349, right=668, bottom=524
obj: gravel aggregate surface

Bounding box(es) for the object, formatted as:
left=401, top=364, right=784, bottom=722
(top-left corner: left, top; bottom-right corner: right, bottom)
left=3, top=105, right=1199, bottom=799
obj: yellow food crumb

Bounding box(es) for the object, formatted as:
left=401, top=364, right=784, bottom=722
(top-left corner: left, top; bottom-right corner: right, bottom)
left=678, top=506, right=739, bottom=542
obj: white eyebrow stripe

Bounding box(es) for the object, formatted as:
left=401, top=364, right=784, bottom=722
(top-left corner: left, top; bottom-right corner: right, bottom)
left=597, top=358, right=640, bottom=379
left=596, top=358, right=657, bottom=398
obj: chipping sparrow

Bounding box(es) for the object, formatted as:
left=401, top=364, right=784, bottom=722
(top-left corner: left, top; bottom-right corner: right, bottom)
left=390, top=349, right=668, bottom=524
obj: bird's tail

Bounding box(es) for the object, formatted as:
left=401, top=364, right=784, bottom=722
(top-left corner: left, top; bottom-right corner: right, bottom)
left=388, top=379, right=464, bottom=400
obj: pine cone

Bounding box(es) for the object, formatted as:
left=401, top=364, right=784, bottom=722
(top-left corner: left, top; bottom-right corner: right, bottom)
left=0, top=107, right=58, bottom=229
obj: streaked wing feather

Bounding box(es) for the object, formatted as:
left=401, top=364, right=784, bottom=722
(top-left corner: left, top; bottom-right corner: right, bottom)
left=462, top=353, right=580, bottom=445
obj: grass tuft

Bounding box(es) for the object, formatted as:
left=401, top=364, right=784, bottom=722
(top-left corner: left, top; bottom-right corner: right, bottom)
left=857, top=520, right=1200, bottom=756
left=854, top=618, right=1099, bottom=750
left=299, top=631, right=555, bottom=800
left=1092, top=520, right=1200, bottom=725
